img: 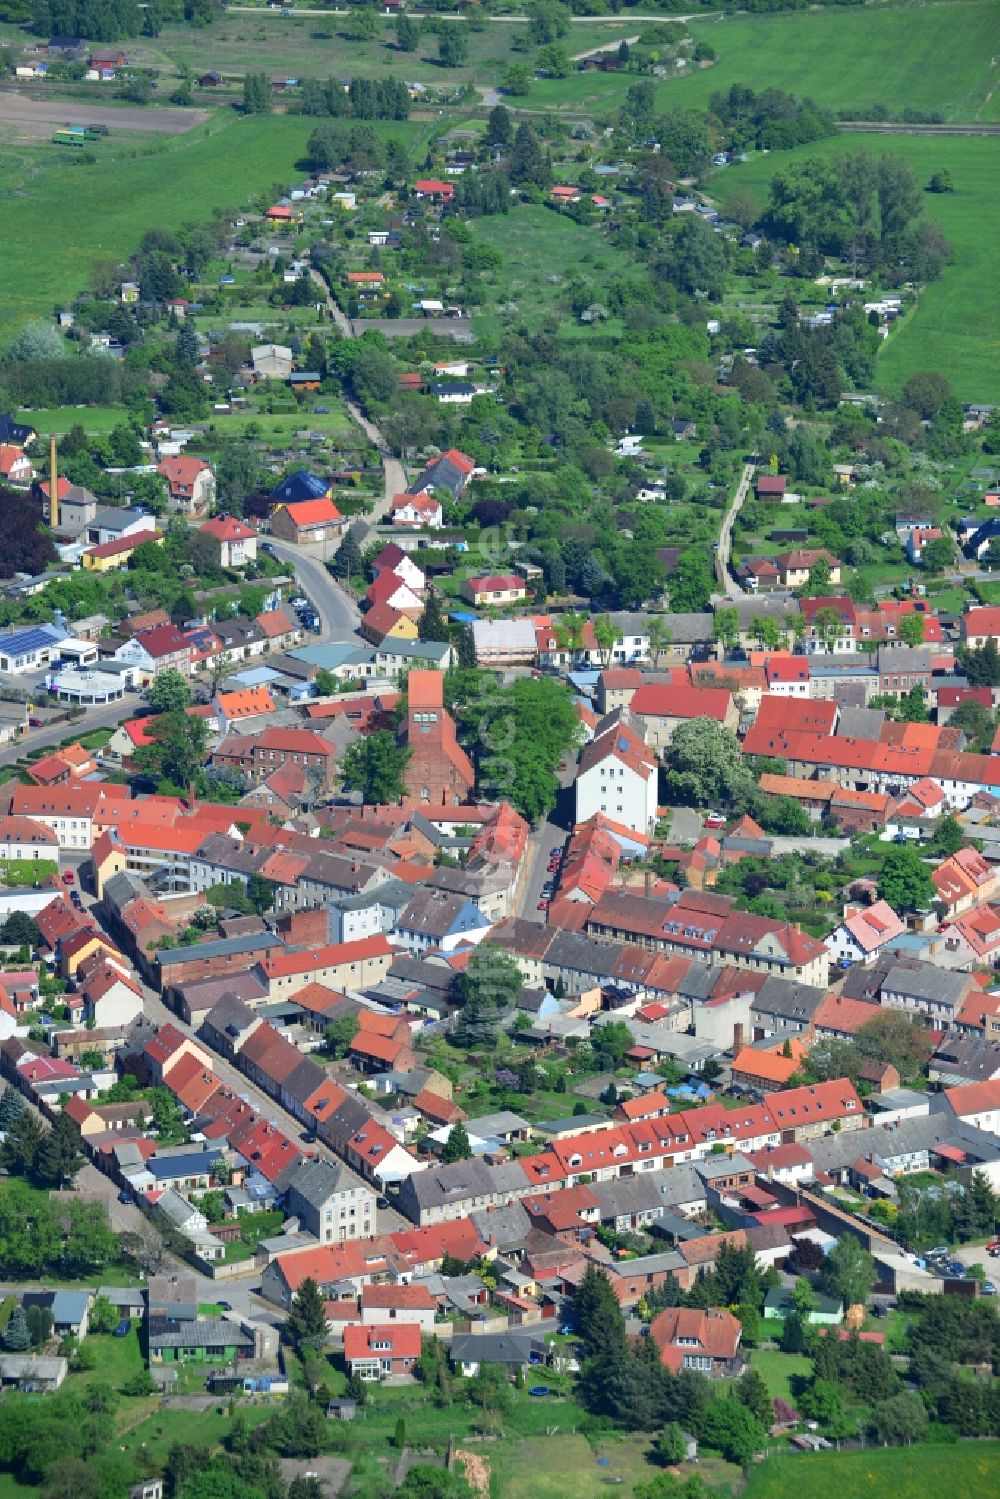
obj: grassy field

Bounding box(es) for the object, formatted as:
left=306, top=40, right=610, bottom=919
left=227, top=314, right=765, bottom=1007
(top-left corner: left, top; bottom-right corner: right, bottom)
left=749, top=1348, right=812, bottom=1405
left=525, top=2, right=1000, bottom=121
left=718, top=132, right=1000, bottom=403
left=147, top=12, right=638, bottom=91
left=742, top=1440, right=1000, bottom=1499
left=469, top=202, right=643, bottom=334
left=0, top=114, right=420, bottom=339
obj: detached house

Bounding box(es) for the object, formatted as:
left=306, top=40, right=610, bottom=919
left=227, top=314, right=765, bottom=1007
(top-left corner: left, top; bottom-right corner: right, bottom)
left=828, top=899, right=907, bottom=967
left=390, top=493, right=443, bottom=530
left=461, top=574, right=528, bottom=608
left=158, top=456, right=215, bottom=515
left=343, top=1322, right=421, bottom=1380
left=198, top=515, right=258, bottom=569
left=649, top=1307, right=743, bottom=1378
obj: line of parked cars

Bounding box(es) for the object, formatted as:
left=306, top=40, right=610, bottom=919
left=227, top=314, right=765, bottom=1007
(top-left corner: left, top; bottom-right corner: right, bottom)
left=538, top=843, right=564, bottom=912
left=290, top=594, right=321, bottom=634
left=925, top=1244, right=997, bottom=1291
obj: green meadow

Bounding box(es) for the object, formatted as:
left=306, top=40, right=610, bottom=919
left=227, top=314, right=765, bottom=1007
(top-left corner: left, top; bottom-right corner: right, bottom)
left=0, top=114, right=422, bottom=340
left=719, top=131, right=1000, bottom=403
left=526, top=1, right=1000, bottom=122
left=741, top=1440, right=1000, bottom=1499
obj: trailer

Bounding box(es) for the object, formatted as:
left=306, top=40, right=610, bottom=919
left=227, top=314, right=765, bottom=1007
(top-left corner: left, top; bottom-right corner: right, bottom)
left=52, top=132, right=86, bottom=147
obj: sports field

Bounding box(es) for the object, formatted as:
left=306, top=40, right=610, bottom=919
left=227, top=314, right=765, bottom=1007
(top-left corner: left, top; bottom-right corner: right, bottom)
left=719, top=131, right=1000, bottom=403
left=741, top=1439, right=1000, bottom=1499
left=525, top=2, right=1000, bottom=122
left=0, top=114, right=423, bottom=339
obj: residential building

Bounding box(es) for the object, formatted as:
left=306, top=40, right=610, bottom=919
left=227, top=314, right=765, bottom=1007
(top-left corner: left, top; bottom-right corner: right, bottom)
left=343, top=1322, right=421, bottom=1380
left=575, top=716, right=658, bottom=837
left=283, top=1156, right=376, bottom=1244
left=828, top=900, right=907, bottom=967
left=648, top=1306, right=743, bottom=1377
left=158, top=456, right=215, bottom=514
left=460, top=574, right=528, bottom=608
left=198, top=514, right=258, bottom=568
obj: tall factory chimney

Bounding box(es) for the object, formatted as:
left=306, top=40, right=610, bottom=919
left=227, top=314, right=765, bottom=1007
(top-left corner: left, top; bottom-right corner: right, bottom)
left=49, top=436, right=59, bottom=531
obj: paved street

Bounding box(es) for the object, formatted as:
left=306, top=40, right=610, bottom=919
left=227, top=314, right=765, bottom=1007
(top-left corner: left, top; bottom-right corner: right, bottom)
left=264, top=536, right=360, bottom=638
left=0, top=693, right=140, bottom=770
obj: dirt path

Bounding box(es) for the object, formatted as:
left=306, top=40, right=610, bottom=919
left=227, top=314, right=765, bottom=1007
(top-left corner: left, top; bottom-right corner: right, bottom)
left=838, top=120, right=1000, bottom=135
left=716, top=456, right=758, bottom=598
left=0, top=92, right=208, bottom=139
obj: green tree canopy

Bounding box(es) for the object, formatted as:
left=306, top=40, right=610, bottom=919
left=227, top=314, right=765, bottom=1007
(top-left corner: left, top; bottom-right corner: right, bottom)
left=877, top=844, right=935, bottom=912
left=340, top=730, right=411, bottom=804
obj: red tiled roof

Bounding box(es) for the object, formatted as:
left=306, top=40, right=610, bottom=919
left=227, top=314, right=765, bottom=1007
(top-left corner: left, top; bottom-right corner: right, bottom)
left=629, top=684, right=733, bottom=722
left=86, top=529, right=161, bottom=560
left=281, top=497, right=342, bottom=527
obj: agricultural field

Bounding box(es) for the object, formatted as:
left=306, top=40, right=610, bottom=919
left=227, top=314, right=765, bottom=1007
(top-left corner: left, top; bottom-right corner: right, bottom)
left=525, top=2, right=1000, bottom=122
left=718, top=132, right=1000, bottom=403
left=742, top=1440, right=1000, bottom=1499
left=0, top=114, right=422, bottom=339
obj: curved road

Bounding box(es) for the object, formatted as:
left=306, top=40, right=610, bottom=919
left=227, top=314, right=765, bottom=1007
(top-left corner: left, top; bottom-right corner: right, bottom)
left=308, top=267, right=406, bottom=517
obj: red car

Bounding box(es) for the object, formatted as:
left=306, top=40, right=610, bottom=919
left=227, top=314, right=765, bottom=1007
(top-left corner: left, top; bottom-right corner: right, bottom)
left=704, top=811, right=726, bottom=829
left=987, top=1241, right=1000, bottom=1257
left=62, top=870, right=75, bottom=885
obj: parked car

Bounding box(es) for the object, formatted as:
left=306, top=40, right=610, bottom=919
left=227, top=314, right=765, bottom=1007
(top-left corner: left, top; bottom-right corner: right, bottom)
left=550, top=846, right=562, bottom=858
left=704, top=811, right=726, bottom=829
left=986, top=1240, right=1000, bottom=1256
left=537, top=899, right=548, bottom=911
left=62, top=870, right=75, bottom=885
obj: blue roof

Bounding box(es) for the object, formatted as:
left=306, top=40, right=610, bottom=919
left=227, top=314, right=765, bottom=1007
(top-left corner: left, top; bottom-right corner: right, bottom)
left=270, top=469, right=329, bottom=506
left=228, top=666, right=283, bottom=688
left=51, top=1290, right=90, bottom=1320
left=292, top=642, right=372, bottom=670
left=147, top=1149, right=221, bottom=1179
left=0, top=624, right=67, bottom=654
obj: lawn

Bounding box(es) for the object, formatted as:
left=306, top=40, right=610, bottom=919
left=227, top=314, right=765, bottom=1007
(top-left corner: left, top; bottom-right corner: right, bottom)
left=15, top=407, right=126, bottom=437
left=749, top=1348, right=811, bottom=1405
left=0, top=114, right=419, bottom=339
left=73, top=1324, right=147, bottom=1390
left=495, top=1433, right=670, bottom=1499
left=526, top=2, right=1000, bottom=122
left=118, top=1405, right=273, bottom=1466
left=718, top=132, right=1000, bottom=403
left=742, top=1440, right=1000, bottom=1499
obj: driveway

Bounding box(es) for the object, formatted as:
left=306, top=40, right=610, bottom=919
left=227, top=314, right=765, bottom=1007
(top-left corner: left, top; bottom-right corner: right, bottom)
left=669, top=807, right=703, bottom=845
